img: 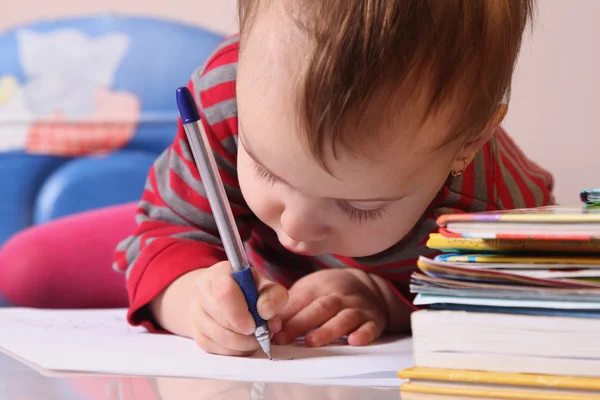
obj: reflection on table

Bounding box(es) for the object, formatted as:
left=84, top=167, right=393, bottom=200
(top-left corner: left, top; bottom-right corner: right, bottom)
left=0, top=350, right=402, bottom=400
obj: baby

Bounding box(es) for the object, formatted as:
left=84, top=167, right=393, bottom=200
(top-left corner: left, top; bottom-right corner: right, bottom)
left=114, top=0, right=554, bottom=356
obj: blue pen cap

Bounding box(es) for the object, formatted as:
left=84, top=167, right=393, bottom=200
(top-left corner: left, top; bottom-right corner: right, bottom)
left=176, top=87, right=201, bottom=124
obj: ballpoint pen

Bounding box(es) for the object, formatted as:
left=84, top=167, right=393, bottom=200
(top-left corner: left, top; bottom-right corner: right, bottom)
left=175, top=86, right=272, bottom=360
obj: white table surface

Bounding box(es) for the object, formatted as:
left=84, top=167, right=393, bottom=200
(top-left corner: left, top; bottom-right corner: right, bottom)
left=0, top=350, right=404, bottom=400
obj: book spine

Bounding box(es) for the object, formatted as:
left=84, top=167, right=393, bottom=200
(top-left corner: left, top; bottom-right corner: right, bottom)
left=400, top=382, right=600, bottom=400
left=398, top=368, right=600, bottom=390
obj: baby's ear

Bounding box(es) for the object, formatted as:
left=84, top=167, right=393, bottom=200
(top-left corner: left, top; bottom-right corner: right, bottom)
left=471, top=103, right=508, bottom=146
left=451, top=104, right=508, bottom=172
left=490, top=103, right=508, bottom=127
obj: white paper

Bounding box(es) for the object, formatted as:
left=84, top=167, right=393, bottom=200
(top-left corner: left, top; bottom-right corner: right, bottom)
left=0, top=308, right=413, bottom=387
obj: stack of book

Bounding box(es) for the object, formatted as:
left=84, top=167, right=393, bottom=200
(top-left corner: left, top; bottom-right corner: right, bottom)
left=400, top=205, right=600, bottom=400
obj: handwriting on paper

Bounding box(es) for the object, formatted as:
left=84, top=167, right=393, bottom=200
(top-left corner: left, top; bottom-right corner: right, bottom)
left=8, top=311, right=147, bottom=336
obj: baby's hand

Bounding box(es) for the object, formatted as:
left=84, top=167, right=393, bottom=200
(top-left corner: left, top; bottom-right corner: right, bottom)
left=273, top=269, right=388, bottom=347
left=189, top=261, right=288, bottom=356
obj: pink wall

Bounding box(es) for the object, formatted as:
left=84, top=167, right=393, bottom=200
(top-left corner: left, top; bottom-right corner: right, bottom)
left=503, top=0, right=600, bottom=204
left=2, top=0, right=598, bottom=203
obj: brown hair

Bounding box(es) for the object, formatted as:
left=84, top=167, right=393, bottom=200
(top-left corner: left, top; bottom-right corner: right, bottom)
left=238, top=0, right=534, bottom=161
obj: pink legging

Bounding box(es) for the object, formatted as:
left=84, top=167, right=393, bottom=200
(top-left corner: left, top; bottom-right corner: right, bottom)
left=0, top=203, right=137, bottom=308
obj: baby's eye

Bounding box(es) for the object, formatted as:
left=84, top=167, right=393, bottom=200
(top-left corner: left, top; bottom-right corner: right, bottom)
left=338, top=201, right=387, bottom=223
left=253, top=162, right=284, bottom=186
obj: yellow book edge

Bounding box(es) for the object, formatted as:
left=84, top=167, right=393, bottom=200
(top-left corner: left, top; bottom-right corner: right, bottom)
left=427, top=233, right=600, bottom=253
left=398, top=367, right=600, bottom=390
left=400, top=382, right=600, bottom=400
left=400, top=392, right=514, bottom=400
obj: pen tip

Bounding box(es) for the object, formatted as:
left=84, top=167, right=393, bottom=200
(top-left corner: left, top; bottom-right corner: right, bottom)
left=267, top=352, right=272, bottom=360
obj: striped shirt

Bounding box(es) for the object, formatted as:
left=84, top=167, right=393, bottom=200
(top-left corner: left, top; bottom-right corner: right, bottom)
left=113, top=36, right=555, bottom=330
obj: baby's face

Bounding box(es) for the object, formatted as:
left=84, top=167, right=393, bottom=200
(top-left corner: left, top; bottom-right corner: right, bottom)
left=235, top=2, right=463, bottom=258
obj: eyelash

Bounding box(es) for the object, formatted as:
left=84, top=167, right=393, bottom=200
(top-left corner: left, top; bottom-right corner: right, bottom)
left=337, top=201, right=387, bottom=223
left=252, top=163, right=283, bottom=186
left=252, top=162, right=387, bottom=223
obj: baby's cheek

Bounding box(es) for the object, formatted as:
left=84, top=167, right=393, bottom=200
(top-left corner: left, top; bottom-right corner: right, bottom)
left=238, top=172, right=282, bottom=225
left=338, top=219, right=411, bottom=257
left=248, top=187, right=280, bottom=222
left=359, top=230, right=402, bottom=254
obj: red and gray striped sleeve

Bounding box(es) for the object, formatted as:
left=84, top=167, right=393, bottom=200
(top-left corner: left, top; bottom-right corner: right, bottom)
left=112, top=37, right=250, bottom=331
left=492, top=127, right=555, bottom=209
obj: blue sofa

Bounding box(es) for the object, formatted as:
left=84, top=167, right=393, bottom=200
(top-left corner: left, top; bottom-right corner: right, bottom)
left=0, top=14, right=225, bottom=250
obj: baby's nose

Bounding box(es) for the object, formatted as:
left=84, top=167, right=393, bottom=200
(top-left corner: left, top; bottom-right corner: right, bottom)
left=280, top=207, right=329, bottom=242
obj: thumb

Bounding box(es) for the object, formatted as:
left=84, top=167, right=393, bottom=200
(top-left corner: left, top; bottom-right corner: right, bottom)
left=252, top=268, right=288, bottom=320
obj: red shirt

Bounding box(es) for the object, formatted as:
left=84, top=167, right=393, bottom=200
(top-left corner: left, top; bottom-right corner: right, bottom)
left=113, top=36, right=555, bottom=331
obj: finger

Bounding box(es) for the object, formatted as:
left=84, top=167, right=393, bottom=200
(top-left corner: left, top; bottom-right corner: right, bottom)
left=276, top=285, right=317, bottom=322
left=347, top=320, right=384, bottom=346
left=275, top=295, right=343, bottom=345
left=193, top=332, right=256, bottom=357
left=208, top=271, right=256, bottom=335
left=268, top=315, right=283, bottom=335
left=252, top=269, right=289, bottom=320
left=200, top=310, right=259, bottom=353
left=304, top=308, right=364, bottom=347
